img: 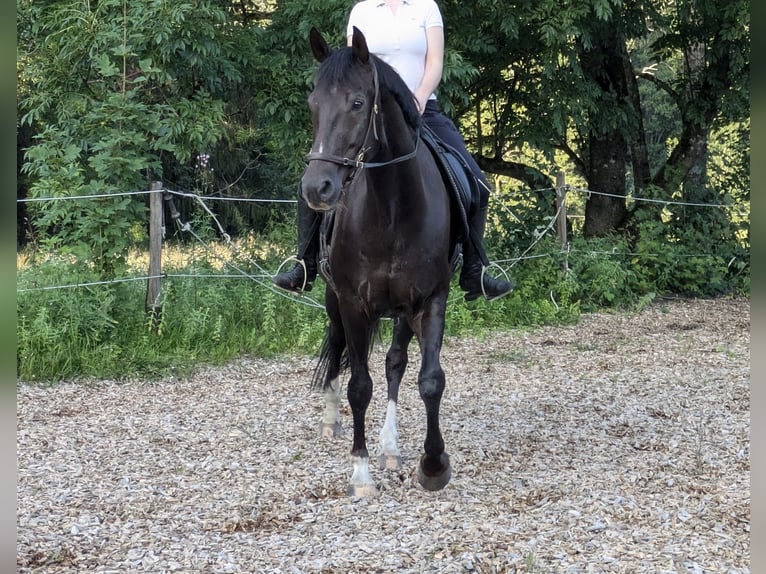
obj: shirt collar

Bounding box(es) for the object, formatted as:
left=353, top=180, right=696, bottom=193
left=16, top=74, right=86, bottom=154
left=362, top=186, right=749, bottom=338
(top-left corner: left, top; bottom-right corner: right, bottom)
left=375, top=0, right=413, bottom=6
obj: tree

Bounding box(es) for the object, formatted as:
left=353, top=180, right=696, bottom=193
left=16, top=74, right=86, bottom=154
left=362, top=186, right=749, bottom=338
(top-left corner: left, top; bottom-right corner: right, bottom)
left=437, top=0, right=749, bottom=237
left=576, top=10, right=635, bottom=237
left=17, top=0, right=249, bottom=270
left=639, top=0, right=749, bottom=199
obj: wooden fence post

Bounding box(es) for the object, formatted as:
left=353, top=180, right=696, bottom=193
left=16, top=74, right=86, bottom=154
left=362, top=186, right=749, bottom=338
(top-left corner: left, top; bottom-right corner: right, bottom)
left=146, top=181, right=163, bottom=331
left=555, top=171, right=568, bottom=249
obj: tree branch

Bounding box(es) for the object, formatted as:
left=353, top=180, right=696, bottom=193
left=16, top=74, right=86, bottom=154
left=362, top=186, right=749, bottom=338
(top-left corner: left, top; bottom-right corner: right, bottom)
left=636, top=69, right=683, bottom=109
left=475, top=155, right=554, bottom=192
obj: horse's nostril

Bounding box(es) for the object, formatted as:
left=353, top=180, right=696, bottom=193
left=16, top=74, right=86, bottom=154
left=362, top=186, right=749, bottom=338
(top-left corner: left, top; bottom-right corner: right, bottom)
left=318, top=180, right=335, bottom=200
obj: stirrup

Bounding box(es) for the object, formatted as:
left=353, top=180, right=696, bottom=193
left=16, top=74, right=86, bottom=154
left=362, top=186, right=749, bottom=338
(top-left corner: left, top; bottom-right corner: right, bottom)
left=274, top=256, right=311, bottom=293
left=470, top=263, right=513, bottom=302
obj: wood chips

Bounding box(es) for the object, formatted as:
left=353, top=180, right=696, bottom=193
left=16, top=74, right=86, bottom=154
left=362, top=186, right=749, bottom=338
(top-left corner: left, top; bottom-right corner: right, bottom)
left=17, top=297, right=750, bottom=573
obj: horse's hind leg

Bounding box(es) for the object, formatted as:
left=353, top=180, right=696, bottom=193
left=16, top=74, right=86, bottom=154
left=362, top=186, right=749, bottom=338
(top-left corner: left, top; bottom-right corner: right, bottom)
left=319, top=292, right=345, bottom=438
left=416, top=296, right=452, bottom=491
left=379, top=318, right=414, bottom=470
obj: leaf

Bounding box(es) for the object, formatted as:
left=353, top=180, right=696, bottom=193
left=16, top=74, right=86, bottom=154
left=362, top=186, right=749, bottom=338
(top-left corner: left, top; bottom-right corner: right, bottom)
left=94, top=53, right=119, bottom=78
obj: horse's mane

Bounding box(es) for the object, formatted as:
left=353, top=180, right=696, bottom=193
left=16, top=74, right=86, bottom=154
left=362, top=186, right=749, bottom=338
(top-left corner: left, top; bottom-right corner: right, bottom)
left=315, top=47, right=422, bottom=131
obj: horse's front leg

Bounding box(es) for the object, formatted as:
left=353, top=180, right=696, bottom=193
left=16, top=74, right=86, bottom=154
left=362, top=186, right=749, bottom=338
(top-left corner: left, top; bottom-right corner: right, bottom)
left=342, top=308, right=377, bottom=497
left=347, top=366, right=375, bottom=496
left=416, top=294, right=452, bottom=491
left=379, top=318, right=414, bottom=470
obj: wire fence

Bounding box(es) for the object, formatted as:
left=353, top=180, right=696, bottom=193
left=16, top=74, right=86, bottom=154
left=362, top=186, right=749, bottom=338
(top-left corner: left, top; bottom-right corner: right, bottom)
left=17, top=183, right=745, bottom=208
left=16, top=182, right=749, bottom=298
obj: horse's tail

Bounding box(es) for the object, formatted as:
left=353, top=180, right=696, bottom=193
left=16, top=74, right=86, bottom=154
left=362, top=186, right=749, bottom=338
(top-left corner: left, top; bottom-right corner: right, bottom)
left=309, top=318, right=381, bottom=392
left=310, top=327, right=348, bottom=392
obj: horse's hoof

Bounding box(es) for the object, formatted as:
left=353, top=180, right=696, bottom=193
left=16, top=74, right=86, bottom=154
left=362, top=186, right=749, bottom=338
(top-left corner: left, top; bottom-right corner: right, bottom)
left=378, top=454, right=403, bottom=470
left=347, top=482, right=378, bottom=497
left=417, top=453, right=452, bottom=491
left=318, top=421, right=342, bottom=438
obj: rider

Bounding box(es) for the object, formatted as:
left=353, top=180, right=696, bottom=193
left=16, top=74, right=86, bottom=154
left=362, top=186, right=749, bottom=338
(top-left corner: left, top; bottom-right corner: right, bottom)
left=273, top=0, right=514, bottom=302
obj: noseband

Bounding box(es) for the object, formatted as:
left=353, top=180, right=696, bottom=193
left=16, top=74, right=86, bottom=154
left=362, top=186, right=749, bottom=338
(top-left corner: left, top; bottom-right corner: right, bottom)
left=304, top=60, right=420, bottom=172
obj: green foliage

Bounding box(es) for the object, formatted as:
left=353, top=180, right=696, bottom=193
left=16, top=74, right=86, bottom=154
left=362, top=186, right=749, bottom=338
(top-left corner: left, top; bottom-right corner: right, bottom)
left=490, top=242, right=580, bottom=325
left=22, top=125, right=149, bottom=274
left=17, top=210, right=748, bottom=382
left=628, top=209, right=749, bottom=297
left=247, top=0, right=350, bottom=179
left=708, top=120, right=750, bottom=216
left=17, top=0, right=750, bottom=253
left=567, top=236, right=641, bottom=311
left=17, top=259, right=121, bottom=378
left=18, top=0, right=246, bottom=272
left=17, top=242, right=581, bottom=382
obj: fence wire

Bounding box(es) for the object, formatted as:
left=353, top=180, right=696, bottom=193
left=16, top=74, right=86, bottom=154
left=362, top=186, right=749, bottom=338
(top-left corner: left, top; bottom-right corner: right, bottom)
left=16, top=183, right=748, bottom=295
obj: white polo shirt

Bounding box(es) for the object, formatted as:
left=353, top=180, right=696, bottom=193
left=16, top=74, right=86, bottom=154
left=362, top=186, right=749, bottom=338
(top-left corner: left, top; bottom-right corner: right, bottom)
left=347, top=0, right=444, bottom=99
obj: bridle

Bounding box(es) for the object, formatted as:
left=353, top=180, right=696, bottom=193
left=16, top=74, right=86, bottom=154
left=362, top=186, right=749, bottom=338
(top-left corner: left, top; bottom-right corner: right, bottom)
left=303, top=59, right=420, bottom=174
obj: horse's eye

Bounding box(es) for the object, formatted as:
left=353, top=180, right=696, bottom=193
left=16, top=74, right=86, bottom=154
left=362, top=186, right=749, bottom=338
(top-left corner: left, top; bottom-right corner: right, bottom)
left=352, top=98, right=364, bottom=111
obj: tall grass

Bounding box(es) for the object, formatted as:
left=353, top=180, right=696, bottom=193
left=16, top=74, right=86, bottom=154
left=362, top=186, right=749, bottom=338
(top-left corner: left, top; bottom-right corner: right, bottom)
left=17, top=233, right=584, bottom=382
left=17, top=232, right=330, bottom=381
left=17, top=271, right=327, bottom=382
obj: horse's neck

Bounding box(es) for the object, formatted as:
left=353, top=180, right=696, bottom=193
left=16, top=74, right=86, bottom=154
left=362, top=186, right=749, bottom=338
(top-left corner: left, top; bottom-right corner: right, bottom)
left=361, top=165, right=427, bottom=225
left=351, top=100, right=426, bottom=227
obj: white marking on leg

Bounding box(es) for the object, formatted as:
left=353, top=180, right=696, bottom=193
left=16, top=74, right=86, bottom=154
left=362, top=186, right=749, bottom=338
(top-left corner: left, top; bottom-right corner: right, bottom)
left=348, top=455, right=376, bottom=496
left=322, top=377, right=341, bottom=426
left=379, top=400, right=400, bottom=458
left=319, top=377, right=342, bottom=438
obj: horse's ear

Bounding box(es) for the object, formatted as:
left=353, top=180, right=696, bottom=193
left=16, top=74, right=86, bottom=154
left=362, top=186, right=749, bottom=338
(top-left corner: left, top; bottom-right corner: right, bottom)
left=309, top=27, right=331, bottom=62
left=351, top=26, right=370, bottom=64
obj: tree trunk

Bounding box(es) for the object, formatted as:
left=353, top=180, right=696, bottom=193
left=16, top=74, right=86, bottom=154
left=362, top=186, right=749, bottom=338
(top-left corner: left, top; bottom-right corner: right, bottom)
left=578, top=17, right=632, bottom=237
left=679, top=41, right=711, bottom=206
left=651, top=39, right=713, bottom=197
left=623, top=48, right=651, bottom=198
left=584, top=132, right=628, bottom=237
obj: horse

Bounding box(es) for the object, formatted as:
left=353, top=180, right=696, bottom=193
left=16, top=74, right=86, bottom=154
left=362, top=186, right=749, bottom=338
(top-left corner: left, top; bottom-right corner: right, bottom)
left=300, top=27, right=459, bottom=496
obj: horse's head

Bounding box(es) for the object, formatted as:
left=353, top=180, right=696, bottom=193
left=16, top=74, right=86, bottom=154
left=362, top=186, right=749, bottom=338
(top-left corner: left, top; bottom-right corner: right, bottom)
left=300, top=27, right=380, bottom=211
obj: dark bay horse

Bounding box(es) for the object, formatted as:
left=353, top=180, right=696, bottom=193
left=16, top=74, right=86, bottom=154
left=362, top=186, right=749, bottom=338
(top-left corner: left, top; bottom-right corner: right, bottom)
left=301, top=27, right=457, bottom=496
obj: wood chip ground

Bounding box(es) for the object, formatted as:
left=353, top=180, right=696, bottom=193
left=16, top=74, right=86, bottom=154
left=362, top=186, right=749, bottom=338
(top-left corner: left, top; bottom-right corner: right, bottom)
left=17, top=297, right=750, bottom=573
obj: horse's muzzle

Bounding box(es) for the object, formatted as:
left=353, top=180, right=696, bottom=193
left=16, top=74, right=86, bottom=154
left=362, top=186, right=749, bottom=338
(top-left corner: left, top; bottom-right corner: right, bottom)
left=305, top=198, right=333, bottom=212
left=301, top=173, right=343, bottom=212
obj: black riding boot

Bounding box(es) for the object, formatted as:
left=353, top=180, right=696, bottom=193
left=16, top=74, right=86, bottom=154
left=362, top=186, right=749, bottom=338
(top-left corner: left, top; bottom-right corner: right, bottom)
left=272, top=195, right=321, bottom=293
left=459, top=205, right=514, bottom=302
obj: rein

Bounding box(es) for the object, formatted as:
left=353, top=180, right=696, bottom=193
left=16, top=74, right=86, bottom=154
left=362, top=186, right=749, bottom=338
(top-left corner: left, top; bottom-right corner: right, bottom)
left=304, top=60, right=420, bottom=171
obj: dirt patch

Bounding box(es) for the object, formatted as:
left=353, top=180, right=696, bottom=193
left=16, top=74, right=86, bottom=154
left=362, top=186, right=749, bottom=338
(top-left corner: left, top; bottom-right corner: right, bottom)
left=17, top=297, right=750, bottom=573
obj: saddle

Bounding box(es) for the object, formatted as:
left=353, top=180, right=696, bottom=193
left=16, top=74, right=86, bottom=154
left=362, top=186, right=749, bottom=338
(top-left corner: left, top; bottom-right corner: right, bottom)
left=419, top=124, right=489, bottom=268
left=419, top=123, right=477, bottom=240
